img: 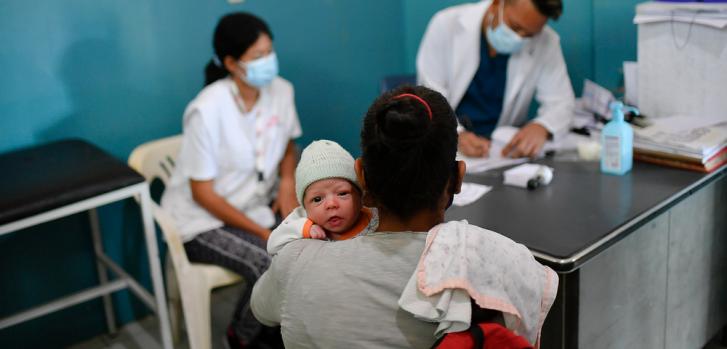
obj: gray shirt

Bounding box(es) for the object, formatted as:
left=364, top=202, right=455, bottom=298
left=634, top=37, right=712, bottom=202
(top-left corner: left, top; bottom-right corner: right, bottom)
left=251, top=231, right=438, bottom=348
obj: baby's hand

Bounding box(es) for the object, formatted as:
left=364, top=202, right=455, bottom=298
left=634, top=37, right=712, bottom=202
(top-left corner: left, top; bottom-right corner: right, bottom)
left=309, top=225, right=327, bottom=240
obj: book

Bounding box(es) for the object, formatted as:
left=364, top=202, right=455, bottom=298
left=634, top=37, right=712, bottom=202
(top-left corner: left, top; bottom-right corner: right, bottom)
left=634, top=145, right=727, bottom=173
left=634, top=144, right=717, bottom=164
left=633, top=117, right=727, bottom=159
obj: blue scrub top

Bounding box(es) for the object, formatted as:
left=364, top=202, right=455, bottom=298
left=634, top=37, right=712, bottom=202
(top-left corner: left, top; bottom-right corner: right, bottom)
left=455, top=33, right=509, bottom=139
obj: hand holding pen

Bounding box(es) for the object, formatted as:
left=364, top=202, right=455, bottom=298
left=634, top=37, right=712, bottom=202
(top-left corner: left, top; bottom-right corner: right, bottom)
left=458, top=115, right=491, bottom=157
left=459, top=132, right=491, bottom=157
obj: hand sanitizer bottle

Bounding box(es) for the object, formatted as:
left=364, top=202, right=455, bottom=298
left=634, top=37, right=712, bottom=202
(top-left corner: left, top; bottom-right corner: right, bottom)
left=601, top=101, right=639, bottom=175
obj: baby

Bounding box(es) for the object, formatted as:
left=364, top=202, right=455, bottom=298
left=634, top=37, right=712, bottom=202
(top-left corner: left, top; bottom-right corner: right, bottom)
left=267, top=140, right=377, bottom=255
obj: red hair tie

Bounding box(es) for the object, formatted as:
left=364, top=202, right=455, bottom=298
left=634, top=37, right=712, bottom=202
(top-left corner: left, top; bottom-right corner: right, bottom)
left=393, top=93, right=433, bottom=120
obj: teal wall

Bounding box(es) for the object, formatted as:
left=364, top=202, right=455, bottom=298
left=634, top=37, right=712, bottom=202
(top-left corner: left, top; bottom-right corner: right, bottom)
left=0, top=0, right=642, bottom=347
left=592, top=0, right=643, bottom=93
left=0, top=0, right=405, bottom=157
left=0, top=1, right=403, bottom=347
left=402, top=0, right=643, bottom=95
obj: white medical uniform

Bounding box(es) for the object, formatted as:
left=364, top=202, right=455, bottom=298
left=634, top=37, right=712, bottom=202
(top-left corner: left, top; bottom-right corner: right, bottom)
left=417, top=0, right=575, bottom=138
left=162, top=76, right=302, bottom=241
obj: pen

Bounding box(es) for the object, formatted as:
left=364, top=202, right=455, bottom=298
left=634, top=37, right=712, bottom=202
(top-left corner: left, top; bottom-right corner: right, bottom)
left=570, top=126, right=591, bottom=137
left=459, top=114, right=474, bottom=132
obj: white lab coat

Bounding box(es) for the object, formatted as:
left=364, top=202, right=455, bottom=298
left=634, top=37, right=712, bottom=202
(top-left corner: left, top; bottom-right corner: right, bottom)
left=416, top=0, right=575, bottom=139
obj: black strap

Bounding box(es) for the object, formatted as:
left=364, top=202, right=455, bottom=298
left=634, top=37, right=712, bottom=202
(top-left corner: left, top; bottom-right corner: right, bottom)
left=429, top=334, right=445, bottom=349
left=429, top=323, right=487, bottom=349
left=469, top=323, right=485, bottom=349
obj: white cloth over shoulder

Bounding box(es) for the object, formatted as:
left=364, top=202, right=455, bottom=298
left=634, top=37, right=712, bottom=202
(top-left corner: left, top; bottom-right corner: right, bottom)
left=398, top=220, right=558, bottom=347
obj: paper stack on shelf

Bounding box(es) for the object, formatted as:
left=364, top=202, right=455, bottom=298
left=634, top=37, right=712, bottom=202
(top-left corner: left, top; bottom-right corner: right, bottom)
left=633, top=115, right=727, bottom=173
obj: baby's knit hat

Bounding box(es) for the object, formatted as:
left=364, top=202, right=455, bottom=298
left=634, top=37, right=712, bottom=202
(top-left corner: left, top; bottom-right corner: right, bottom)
left=295, top=140, right=360, bottom=205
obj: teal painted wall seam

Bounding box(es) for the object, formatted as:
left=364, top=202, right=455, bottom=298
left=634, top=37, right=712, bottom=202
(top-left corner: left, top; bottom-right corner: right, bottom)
left=592, top=0, right=597, bottom=96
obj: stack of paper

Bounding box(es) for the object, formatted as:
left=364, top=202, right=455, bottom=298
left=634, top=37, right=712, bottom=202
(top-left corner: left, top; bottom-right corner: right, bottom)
left=633, top=115, right=727, bottom=173
left=634, top=3, right=727, bottom=29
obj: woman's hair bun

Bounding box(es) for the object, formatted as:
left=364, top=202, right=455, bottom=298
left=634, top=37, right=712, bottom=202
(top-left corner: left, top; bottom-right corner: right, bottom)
left=376, top=98, right=430, bottom=147
left=359, top=85, right=458, bottom=220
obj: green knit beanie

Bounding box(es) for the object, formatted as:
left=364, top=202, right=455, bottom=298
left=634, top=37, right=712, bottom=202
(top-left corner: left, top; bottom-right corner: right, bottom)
left=295, top=140, right=360, bottom=205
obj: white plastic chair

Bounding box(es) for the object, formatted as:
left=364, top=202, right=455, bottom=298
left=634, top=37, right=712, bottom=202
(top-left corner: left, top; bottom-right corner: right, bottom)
left=128, top=135, right=242, bottom=349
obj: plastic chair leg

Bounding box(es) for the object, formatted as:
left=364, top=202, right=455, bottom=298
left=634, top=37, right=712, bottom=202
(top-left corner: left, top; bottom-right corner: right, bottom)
left=165, top=262, right=183, bottom=344
left=181, top=279, right=212, bottom=349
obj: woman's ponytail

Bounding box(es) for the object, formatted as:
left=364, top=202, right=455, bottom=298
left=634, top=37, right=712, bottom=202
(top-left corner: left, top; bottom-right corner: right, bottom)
left=204, top=58, right=229, bottom=86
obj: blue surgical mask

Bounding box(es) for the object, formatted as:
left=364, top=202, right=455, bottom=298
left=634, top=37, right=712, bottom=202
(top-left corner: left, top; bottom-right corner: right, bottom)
left=240, top=52, right=278, bottom=88
left=486, top=1, right=525, bottom=54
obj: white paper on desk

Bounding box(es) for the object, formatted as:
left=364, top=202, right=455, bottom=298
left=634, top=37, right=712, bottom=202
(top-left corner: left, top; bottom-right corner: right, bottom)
left=457, top=126, right=525, bottom=173
left=491, top=125, right=518, bottom=145
left=493, top=126, right=586, bottom=154
left=458, top=126, right=587, bottom=174
left=581, top=79, right=615, bottom=118
left=452, top=182, right=492, bottom=206
left=458, top=152, right=527, bottom=174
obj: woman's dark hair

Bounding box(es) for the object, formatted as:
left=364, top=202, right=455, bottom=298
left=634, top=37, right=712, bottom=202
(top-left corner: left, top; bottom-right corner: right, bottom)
left=360, top=85, right=458, bottom=220
left=204, top=12, right=273, bottom=86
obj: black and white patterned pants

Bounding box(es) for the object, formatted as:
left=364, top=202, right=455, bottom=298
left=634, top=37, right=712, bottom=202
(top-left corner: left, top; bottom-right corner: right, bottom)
left=183, top=226, right=271, bottom=344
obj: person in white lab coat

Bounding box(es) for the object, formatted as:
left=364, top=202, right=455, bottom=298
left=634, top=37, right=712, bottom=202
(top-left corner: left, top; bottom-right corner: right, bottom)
left=161, top=12, right=298, bottom=349
left=417, top=0, right=574, bottom=158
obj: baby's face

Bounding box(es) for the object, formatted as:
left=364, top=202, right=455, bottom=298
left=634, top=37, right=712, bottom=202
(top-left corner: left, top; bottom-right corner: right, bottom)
left=302, top=178, right=362, bottom=234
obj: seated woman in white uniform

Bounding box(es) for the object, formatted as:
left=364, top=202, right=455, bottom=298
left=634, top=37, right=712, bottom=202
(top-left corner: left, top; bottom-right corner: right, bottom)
left=161, top=12, right=300, bottom=349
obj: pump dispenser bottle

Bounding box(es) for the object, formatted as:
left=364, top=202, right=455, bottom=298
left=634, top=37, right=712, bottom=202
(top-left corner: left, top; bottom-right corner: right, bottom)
left=601, top=101, right=639, bottom=175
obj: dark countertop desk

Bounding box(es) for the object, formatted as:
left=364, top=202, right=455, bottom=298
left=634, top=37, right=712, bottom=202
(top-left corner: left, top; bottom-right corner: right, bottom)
left=446, top=158, right=727, bottom=348
left=447, top=159, right=715, bottom=272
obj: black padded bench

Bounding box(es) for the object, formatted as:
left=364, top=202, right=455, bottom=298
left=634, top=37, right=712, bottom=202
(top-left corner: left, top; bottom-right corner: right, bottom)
left=0, top=139, right=172, bottom=349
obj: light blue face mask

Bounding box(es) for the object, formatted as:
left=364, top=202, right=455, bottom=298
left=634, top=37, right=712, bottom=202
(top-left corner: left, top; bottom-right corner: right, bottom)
left=240, top=52, right=278, bottom=88
left=486, top=1, right=525, bottom=54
